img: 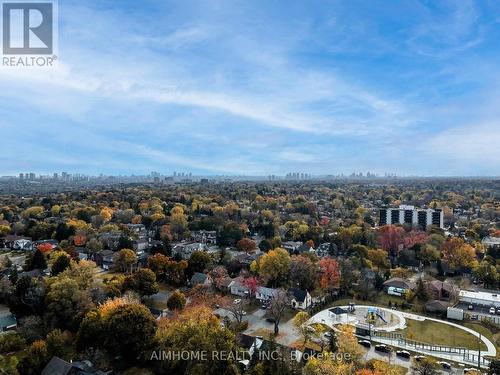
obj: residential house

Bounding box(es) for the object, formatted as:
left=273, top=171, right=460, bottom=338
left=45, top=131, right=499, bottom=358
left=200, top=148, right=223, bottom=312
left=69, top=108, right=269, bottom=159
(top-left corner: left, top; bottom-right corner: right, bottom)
left=98, top=232, right=122, bottom=250
left=282, top=241, right=302, bottom=254
left=316, top=243, right=334, bottom=257
left=426, top=280, right=456, bottom=301
left=2, top=235, right=32, bottom=251
left=41, top=356, right=110, bottom=375
left=288, top=288, right=312, bottom=309
left=133, top=238, right=149, bottom=254
left=230, top=277, right=250, bottom=296
left=126, top=223, right=147, bottom=237
left=256, top=286, right=278, bottom=301
left=95, top=250, right=114, bottom=270
left=383, top=278, right=414, bottom=295
left=217, top=277, right=234, bottom=293
left=172, top=242, right=207, bottom=259
left=191, top=230, right=217, bottom=245
left=482, top=236, right=500, bottom=251
left=235, top=252, right=263, bottom=267
left=296, top=243, right=315, bottom=255
left=0, top=312, right=17, bottom=333
left=190, top=272, right=212, bottom=287
left=236, top=334, right=264, bottom=370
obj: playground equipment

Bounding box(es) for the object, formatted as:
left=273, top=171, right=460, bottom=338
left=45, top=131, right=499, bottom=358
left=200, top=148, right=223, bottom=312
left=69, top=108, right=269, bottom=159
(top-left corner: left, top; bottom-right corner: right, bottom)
left=366, top=307, right=387, bottom=324
left=348, top=302, right=355, bottom=313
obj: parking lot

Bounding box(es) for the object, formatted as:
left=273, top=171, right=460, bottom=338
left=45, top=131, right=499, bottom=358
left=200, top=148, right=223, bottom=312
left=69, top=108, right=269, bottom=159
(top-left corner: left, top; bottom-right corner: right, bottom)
left=455, top=302, right=500, bottom=323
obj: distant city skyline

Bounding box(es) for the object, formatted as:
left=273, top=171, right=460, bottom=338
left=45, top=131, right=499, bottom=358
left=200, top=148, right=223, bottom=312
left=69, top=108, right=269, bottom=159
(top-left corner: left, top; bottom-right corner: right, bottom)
left=1, top=1, right=499, bottom=176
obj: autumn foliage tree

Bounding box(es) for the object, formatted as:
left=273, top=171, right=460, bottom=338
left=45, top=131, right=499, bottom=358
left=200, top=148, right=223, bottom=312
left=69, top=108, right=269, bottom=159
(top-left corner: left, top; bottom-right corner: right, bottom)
left=257, top=248, right=291, bottom=287
left=236, top=237, right=256, bottom=253
left=319, top=258, right=340, bottom=296
left=441, top=237, right=477, bottom=270
left=378, top=225, right=404, bottom=256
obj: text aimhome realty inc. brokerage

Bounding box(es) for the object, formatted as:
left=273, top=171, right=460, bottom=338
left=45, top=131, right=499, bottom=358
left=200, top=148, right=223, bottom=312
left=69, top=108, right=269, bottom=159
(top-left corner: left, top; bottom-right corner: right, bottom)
left=150, top=350, right=351, bottom=362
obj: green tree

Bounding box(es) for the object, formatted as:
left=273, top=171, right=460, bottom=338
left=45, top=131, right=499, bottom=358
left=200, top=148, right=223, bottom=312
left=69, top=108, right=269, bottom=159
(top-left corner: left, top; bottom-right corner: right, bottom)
left=167, top=290, right=186, bottom=311
left=123, top=268, right=159, bottom=297
left=188, top=251, right=212, bottom=276
left=51, top=254, right=70, bottom=276
left=113, top=248, right=137, bottom=273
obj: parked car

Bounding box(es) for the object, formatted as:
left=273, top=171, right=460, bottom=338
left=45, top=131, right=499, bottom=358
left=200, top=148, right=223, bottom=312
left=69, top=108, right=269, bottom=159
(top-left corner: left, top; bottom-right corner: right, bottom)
left=414, top=355, right=426, bottom=362
left=261, top=304, right=268, bottom=310
left=374, top=344, right=391, bottom=353
left=234, top=299, right=241, bottom=305
left=358, top=340, right=371, bottom=348
left=496, top=308, right=500, bottom=315
left=468, top=304, right=474, bottom=310
left=438, top=361, right=451, bottom=370
left=241, top=311, right=247, bottom=316
left=324, top=332, right=332, bottom=338
left=489, top=307, right=496, bottom=314
left=471, top=314, right=479, bottom=321
left=396, top=350, right=411, bottom=358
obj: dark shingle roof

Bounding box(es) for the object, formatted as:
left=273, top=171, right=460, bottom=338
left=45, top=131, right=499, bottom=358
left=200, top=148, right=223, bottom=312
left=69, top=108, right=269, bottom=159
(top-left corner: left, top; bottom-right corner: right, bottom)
left=288, top=288, right=307, bottom=302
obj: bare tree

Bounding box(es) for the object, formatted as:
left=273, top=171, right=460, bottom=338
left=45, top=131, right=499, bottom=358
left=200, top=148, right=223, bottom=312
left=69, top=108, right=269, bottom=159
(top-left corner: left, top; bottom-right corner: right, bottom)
left=225, top=298, right=248, bottom=323
left=412, top=358, right=439, bottom=375
left=266, top=289, right=290, bottom=335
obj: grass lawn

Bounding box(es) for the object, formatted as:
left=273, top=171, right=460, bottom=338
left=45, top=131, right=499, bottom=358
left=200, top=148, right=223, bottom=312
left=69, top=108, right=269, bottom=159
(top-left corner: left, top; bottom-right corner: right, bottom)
left=401, top=318, right=487, bottom=351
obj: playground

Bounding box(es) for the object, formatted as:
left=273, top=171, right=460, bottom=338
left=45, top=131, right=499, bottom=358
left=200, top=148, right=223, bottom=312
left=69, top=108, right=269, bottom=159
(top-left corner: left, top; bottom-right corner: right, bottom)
left=308, top=303, right=497, bottom=368
left=309, top=304, right=404, bottom=332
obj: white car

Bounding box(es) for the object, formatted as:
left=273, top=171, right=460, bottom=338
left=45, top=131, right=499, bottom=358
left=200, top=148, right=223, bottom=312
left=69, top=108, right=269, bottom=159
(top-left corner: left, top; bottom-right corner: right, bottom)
left=489, top=306, right=496, bottom=314
left=233, top=299, right=241, bottom=305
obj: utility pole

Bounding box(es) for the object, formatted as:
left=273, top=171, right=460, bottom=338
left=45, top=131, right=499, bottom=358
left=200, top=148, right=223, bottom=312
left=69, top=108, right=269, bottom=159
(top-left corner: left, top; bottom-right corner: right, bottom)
left=478, top=333, right=481, bottom=371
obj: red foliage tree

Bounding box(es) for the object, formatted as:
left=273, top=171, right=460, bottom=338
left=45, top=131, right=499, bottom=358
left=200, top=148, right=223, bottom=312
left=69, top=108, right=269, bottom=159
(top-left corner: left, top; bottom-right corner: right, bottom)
left=242, top=276, right=260, bottom=297
left=37, top=242, right=53, bottom=254
left=378, top=225, right=404, bottom=255
left=319, top=258, right=340, bottom=295
left=403, top=230, right=428, bottom=249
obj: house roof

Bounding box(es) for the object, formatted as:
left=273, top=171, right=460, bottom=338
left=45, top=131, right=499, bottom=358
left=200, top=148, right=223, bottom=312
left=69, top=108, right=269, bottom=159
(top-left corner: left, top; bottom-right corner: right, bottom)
left=219, top=277, right=234, bottom=288
left=288, top=288, right=308, bottom=302
left=257, top=286, right=278, bottom=298
left=190, top=272, right=208, bottom=285
left=427, top=280, right=454, bottom=293
left=237, top=333, right=255, bottom=350
left=425, top=299, right=449, bottom=311
left=41, top=356, right=73, bottom=375
left=329, top=307, right=348, bottom=315
left=383, top=278, right=413, bottom=289
left=0, top=314, right=17, bottom=329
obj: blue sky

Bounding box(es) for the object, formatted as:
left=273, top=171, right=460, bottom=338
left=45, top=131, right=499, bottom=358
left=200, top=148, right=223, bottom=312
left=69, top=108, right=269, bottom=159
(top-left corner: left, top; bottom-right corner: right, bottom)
left=0, top=0, right=499, bottom=176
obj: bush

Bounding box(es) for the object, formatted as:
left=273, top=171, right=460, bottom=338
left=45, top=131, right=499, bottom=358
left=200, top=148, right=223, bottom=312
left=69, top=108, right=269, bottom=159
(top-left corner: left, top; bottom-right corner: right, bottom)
left=0, top=333, right=26, bottom=353
left=230, top=320, right=249, bottom=332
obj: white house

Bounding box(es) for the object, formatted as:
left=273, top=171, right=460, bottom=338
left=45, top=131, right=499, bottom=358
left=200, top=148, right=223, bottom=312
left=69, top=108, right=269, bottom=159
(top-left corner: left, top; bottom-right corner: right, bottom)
left=288, top=288, right=312, bottom=309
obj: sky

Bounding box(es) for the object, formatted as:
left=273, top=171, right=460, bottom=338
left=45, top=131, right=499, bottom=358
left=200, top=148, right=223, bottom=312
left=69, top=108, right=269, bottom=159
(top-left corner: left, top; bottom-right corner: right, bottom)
left=0, top=0, right=499, bottom=176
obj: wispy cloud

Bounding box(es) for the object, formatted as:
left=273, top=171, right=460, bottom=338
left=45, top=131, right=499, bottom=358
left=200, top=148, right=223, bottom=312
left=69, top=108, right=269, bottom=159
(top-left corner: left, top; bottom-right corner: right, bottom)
left=0, top=0, right=499, bottom=175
